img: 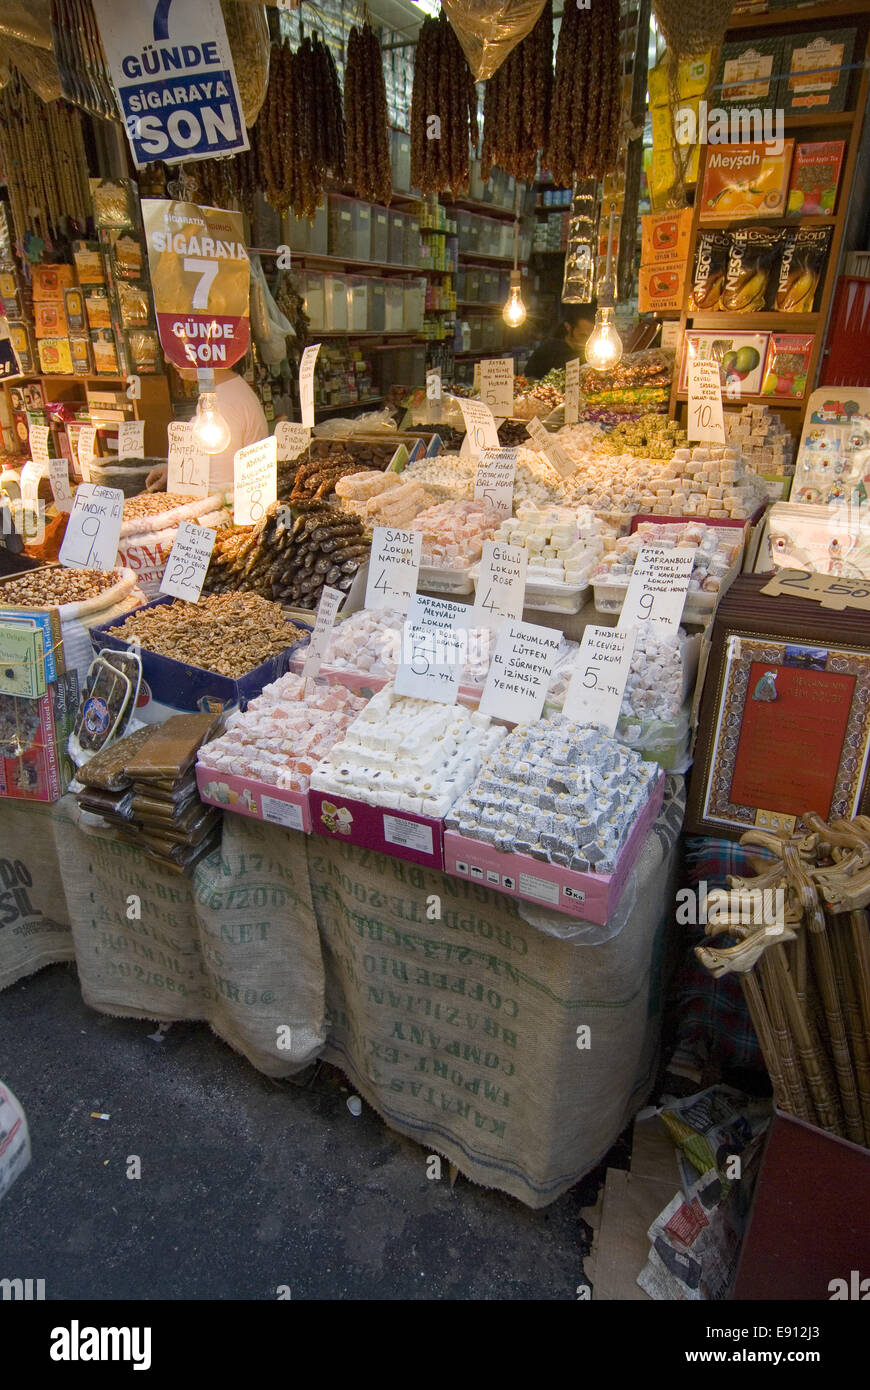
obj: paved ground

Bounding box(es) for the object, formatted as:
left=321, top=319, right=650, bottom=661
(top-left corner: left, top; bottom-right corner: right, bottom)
left=0, top=964, right=622, bottom=1301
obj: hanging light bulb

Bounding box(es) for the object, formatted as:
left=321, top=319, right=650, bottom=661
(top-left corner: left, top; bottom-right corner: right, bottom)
left=190, top=391, right=231, bottom=454
left=585, top=202, right=623, bottom=369
left=503, top=270, right=527, bottom=327
left=585, top=305, right=623, bottom=369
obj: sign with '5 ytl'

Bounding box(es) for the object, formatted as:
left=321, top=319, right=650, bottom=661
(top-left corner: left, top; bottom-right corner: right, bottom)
left=92, top=0, right=249, bottom=168
left=143, top=199, right=250, bottom=369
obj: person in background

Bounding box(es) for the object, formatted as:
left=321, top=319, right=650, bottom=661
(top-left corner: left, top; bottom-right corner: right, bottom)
left=146, top=359, right=268, bottom=493
left=524, top=302, right=597, bottom=380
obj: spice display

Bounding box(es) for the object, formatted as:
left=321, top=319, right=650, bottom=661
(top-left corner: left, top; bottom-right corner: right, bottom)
left=410, top=13, right=479, bottom=196
left=309, top=685, right=505, bottom=817
left=480, top=2, right=553, bottom=183
left=204, top=504, right=369, bottom=608
left=495, top=506, right=607, bottom=585
left=545, top=0, right=622, bottom=185
left=109, top=595, right=307, bottom=677
left=446, top=717, right=658, bottom=872
left=197, top=676, right=367, bottom=794
left=0, top=72, right=92, bottom=246
left=344, top=21, right=392, bottom=206
left=409, top=499, right=500, bottom=569
left=0, top=568, right=124, bottom=608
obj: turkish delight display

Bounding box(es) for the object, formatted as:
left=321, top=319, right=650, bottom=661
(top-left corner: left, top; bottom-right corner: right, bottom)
left=196, top=676, right=367, bottom=794
left=592, top=521, right=743, bottom=619
left=402, top=452, right=476, bottom=501
left=446, top=716, right=659, bottom=873
left=298, top=607, right=498, bottom=691
left=494, top=506, right=609, bottom=585
left=309, top=685, right=505, bottom=816
left=410, top=498, right=500, bottom=569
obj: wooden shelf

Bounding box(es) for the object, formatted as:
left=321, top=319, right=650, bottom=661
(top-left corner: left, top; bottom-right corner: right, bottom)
left=697, top=214, right=837, bottom=230
left=444, top=197, right=519, bottom=220
left=314, top=331, right=421, bottom=339
left=317, top=395, right=384, bottom=415
left=783, top=111, right=855, bottom=129
left=728, top=2, right=870, bottom=30
left=282, top=251, right=426, bottom=275
left=688, top=313, right=820, bottom=329
left=674, top=391, right=804, bottom=409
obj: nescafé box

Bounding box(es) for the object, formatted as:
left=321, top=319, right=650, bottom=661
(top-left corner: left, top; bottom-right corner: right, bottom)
left=310, top=788, right=445, bottom=870
left=90, top=597, right=312, bottom=717
left=443, top=772, right=665, bottom=924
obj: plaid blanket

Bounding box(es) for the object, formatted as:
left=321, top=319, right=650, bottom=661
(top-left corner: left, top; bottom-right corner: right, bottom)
left=671, top=837, right=775, bottom=1073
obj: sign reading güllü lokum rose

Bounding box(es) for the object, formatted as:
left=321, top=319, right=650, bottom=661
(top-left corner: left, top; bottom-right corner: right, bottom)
left=142, top=199, right=250, bottom=369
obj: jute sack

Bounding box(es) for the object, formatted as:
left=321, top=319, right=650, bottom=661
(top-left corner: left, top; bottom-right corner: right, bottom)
left=50, top=799, right=326, bottom=1076
left=0, top=798, right=75, bottom=991
left=310, top=780, right=685, bottom=1207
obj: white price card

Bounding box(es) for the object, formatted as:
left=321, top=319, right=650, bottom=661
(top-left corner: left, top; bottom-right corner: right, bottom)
left=275, top=420, right=310, bottom=462
left=77, top=424, right=97, bottom=481
left=564, top=625, right=635, bottom=735
left=478, top=618, right=562, bottom=725
left=525, top=416, right=575, bottom=478
left=458, top=397, right=499, bottom=454
left=159, top=520, right=216, bottom=602
left=474, top=447, right=517, bottom=517
left=117, top=419, right=145, bottom=458
left=299, top=343, right=321, bottom=429
left=479, top=358, right=514, bottom=418
left=233, top=435, right=277, bottom=525
left=472, top=539, right=527, bottom=631
left=167, top=421, right=210, bottom=497
left=58, top=484, right=123, bottom=572
left=426, top=369, right=442, bottom=402
left=48, top=458, right=73, bottom=512
left=565, top=357, right=580, bottom=426
left=687, top=357, right=726, bottom=443
left=618, top=545, right=695, bottom=633
left=302, top=584, right=344, bottom=679
left=394, top=594, right=467, bottom=704
left=28, top=424, right=51, bottom=464
left=365, top=526, right=422, bottom=614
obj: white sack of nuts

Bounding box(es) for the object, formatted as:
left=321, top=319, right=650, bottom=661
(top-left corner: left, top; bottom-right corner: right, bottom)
left=114, top=492, right=231, bottom=598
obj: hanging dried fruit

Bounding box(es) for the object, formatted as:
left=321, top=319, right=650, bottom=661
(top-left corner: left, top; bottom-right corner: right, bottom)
left=410, top=13, right=479, bottom=197
left=344, top=20, right=392, bottom=205
left=481, top=0, right=553, bottom=183
left=546, top=0, right=622, bottom=184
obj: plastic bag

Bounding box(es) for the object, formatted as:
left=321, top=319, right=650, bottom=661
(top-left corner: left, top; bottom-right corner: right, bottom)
left=313, top=409, right=398, bottom=438
left=443, top=0, right=547, bottom=80
left=249, top=256, right=295, bottom=365
left=0, top=35, right=61, bottom=100
left=220, top=0, right=269, bottom=126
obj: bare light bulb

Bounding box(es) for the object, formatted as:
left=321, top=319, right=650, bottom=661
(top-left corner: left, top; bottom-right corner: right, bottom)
left=190, top=392, right=231, bottom=454
left=503, top=283, right=526, bottom=327
left=584, top=306, right=623, bottom=370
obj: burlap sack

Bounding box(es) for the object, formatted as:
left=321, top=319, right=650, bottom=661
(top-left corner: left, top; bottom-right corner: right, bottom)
left=311, top=781, right=685, bottom=1207
left=0, top=799, right=75, bottom=991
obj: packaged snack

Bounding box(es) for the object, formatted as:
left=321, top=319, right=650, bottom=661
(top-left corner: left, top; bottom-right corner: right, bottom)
left=69, top=336, right=92, bottom=376
left=689, top=230, right=731, bottom=312
left=787, top=141, right=845, bottom=216
left=125, top=329, right=160, bottom=373
left=91, top=178, right=137, bottom=230
left=7, top=322, right=36, bottom=373
left=717, top=40, right=783, bottom=107
left=106, top=231, right=144, bottom=280
left=37, top=338, right=74, bottom=375
left=761, top=334, right=815, bottom=400
left=117, top=281, right=151, bottom=328
left=32, top=264, right=74, bottom=300
left=84, top=291, right=112, bottom=330
left=64, top=287, right=87, bottom=333
left=776, top=226, right=832, bottom=313
left=90, top=330, right=119, bottom=375
left=779, top=30, right=855, bottom=115
left=72, top=240, right=106, bottom=286
left=699, top=142, right=794, bottom=221
left=722, top=227, right=785, bottom=313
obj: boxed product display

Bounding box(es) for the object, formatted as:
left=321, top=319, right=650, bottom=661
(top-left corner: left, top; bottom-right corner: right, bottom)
left=716, top=39, right=783, bottom=107
left=760, top=334, right=814, bottom=401
left=791, top=386, right=870, bottom=504
left=787, top=141, right=845, bottom=216
left=443, top=717, right=665, bottom=923
left=0, top=672, right=78, bottom=802
left=699, top=143, right=794, bottom=221
left=680, top=332, right=769, bottom=397
left=778, top=29, right=856, bottom=115
left=196, top=675, right=368, bottom=831
left=309, top=685, right=506, bottom=869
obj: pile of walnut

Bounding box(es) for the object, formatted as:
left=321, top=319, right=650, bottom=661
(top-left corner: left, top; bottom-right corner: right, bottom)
left=204, top=500, right=369, bottom=609
left=109, top=593, right=306, bottom=677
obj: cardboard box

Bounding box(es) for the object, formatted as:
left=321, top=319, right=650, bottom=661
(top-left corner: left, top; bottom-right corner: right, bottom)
left=787, top=141, right=845, bottom=216
left=310, top=787, right=445, bottom=870
left=700, top=142, right=794, bottom=221
left=90, top=597, right=312, bottom=717
left=196, top=763, right=311, bottom=833
left=640, top=208, right=693, bottom=267
left=680, top=331, right=770, bottom=396
left=444, top=773, right=665, bottom=925
left=779, top=29, right=855, bottom=115
left=0, top=672, right=78, bottom=802
left=716, top=39, right=782, bottom=107
left=638, top=262, right=686, bottom=313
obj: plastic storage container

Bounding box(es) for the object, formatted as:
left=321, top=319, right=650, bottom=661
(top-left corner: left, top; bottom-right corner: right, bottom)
left=328, top=195, right=370, bottom=261
left=368, top=280, right=386, bottom=333
left=403, top=213, right=420, bottom=268
left=404, top=277, right=426, bottom=333
left=389, top=211, right=405, bottom=265
left=370, top=207, right=390, bottom=264
left=385, top=281, right=404, bottom=331
left=347, top=277, right=368, bottom=331
left=282, top=205, right=327, bottom=255
left=390, top=129, right=411, bottom=192
left=324, top=274, right=349, bottom=331
left=302, top=272, right=326, bottom=331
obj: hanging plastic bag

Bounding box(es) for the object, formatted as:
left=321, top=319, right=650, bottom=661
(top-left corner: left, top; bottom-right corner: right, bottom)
left=249, top=255, right=296, bottom=365
left=443, top=0, right=546, bottom=81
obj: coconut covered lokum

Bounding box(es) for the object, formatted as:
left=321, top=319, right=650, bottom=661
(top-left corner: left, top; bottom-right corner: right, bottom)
left=309, top=685, right=505, bottom=815
left=446, top=716, right=659, bottom=872
left=494, top=505, right=610, bottom=584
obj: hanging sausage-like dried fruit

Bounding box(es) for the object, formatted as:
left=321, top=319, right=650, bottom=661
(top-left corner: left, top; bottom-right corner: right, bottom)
left=546, top=0, right=622, bottom=185
left=344, top=20, right=392, bottom=205
left=410, top=13, right=479, bottom=197
left=480, top=0, right=552, bottom=183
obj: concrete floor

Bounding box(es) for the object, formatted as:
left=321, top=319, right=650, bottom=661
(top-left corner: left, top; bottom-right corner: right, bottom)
left=0, top=964, right=618, bottom=1301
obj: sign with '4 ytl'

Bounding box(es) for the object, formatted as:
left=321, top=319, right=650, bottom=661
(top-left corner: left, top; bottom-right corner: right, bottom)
left=92, top=0, right=249, bottom=168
